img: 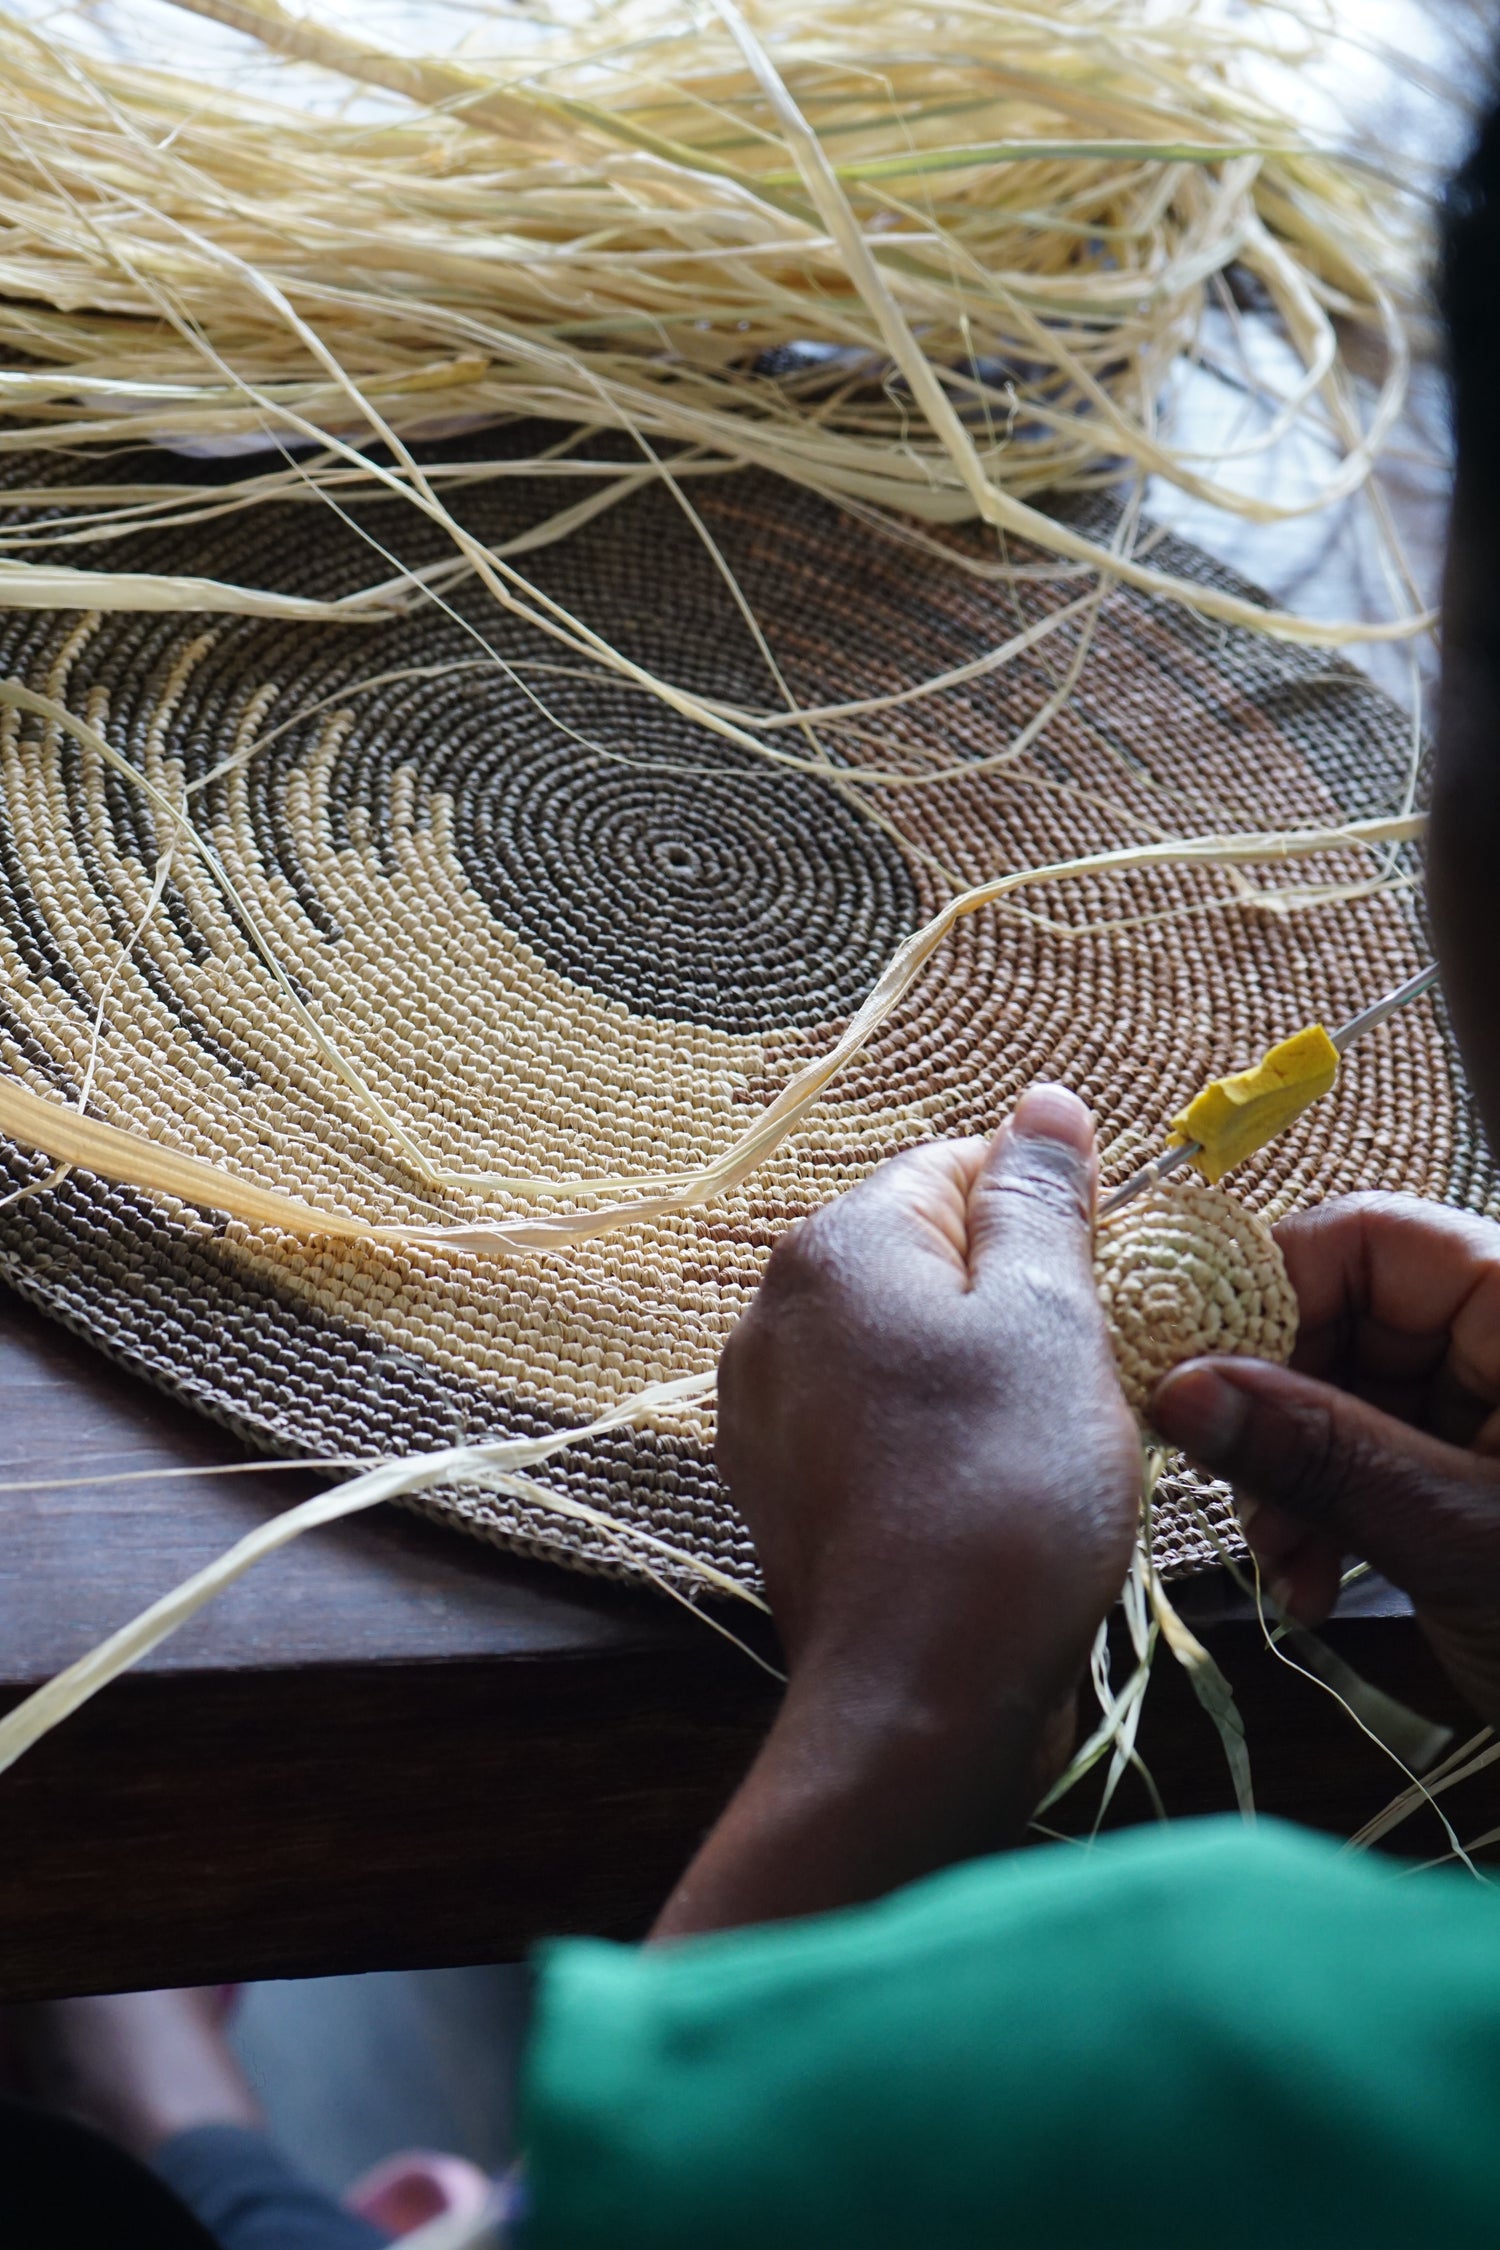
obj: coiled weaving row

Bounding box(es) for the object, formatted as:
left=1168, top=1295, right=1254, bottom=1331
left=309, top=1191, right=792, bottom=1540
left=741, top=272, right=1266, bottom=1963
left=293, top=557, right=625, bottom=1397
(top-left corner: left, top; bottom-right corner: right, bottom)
left=1099, top=1182, right=1299, bottom=1421
left=0, top=442, right=1484, bottom=1587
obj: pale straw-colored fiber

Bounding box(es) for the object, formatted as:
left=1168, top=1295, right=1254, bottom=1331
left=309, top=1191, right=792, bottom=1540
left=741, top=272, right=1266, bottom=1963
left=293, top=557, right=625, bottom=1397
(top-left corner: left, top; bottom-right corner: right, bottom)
left=1097, top=1178, right=1299, bottom=1420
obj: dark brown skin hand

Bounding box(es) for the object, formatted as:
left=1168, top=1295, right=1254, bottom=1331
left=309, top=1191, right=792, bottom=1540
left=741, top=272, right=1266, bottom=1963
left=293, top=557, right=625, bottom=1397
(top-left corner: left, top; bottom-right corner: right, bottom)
left=653, top=1086, right=1140, bottom=1940
left=1153, top=1193, right=1500, bottom=1730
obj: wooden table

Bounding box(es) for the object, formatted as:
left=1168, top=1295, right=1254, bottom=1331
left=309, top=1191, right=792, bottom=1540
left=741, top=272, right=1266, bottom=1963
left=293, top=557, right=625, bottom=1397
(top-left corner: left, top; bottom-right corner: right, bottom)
left=1, top=1279, right=1495, bottom=2004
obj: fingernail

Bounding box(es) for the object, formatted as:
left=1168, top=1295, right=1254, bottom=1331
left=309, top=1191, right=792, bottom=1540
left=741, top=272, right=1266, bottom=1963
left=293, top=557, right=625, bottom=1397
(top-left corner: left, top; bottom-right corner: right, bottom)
left=1011, top=1084, right=1092, bottom=1152
left=1152, top=1364, right=1248, bottom=1465
left=1268, top=1575, right=1297, bottom=1618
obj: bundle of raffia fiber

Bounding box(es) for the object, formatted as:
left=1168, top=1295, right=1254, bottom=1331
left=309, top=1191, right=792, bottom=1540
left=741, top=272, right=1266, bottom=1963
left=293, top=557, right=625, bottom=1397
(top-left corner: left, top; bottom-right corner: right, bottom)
left=0, top=0, right=1433, bottom=654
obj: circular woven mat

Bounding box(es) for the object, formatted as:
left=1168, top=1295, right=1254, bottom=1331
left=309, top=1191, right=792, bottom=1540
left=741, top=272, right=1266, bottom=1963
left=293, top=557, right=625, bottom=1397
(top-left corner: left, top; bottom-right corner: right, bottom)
left=0, top=439, right=1488, bottom=1590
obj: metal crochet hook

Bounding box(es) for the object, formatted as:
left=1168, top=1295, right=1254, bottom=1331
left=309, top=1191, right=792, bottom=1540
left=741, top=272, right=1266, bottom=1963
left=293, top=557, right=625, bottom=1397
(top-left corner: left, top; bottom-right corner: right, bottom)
left=1097, top=960, right=1441, bottom=1221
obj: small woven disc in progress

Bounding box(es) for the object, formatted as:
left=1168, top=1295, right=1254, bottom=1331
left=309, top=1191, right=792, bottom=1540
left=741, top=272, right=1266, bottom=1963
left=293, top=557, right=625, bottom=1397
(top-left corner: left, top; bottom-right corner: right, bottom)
left=1096, top=1179, right=1299, bottom=1421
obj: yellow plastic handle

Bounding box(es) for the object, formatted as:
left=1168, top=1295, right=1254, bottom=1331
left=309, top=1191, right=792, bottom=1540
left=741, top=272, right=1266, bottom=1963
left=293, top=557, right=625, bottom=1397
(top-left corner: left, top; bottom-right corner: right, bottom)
left=1168, top=1023, right=1340, bottom=1184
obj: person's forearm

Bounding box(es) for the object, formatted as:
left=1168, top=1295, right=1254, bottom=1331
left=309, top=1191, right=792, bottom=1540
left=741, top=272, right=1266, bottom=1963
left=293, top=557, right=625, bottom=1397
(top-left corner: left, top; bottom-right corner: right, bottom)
left=659, top=1093, right=1138, bottom=1941
left=651, top=1652, right=1062, bottom=1941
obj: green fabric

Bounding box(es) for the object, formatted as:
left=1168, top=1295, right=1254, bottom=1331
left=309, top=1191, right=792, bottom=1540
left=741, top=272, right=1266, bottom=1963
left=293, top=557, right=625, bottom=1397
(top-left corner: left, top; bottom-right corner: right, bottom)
left=521, top=1818, right=1500, bottom=2248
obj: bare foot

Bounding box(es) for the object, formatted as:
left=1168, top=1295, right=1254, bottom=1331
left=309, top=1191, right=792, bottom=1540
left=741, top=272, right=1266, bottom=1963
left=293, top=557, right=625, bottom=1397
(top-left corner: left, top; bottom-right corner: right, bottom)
left=4, top=1988, right=261, bottom=2159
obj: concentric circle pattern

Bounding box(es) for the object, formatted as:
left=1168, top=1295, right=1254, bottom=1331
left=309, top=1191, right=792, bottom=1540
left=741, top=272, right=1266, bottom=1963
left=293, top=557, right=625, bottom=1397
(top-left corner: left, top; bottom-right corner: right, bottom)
left=426, top=679, right=919, bottom=1032
left=1097, top=1180, right=1299, bottom=1420
left=0, top=436, right=1486, bottom=1590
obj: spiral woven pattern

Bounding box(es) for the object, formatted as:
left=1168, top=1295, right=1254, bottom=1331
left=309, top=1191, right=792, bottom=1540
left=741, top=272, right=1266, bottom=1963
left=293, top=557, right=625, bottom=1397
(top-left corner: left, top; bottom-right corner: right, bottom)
left=1098, top=1181, right=1299, bottom=1421
left=0, top=433, right=1487, bottom=1588
left=435, top=690, right=919, bottom=1032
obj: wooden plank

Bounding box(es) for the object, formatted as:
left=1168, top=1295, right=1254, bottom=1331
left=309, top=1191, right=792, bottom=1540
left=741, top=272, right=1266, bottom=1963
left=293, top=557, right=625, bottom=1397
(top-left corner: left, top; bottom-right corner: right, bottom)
left=0, top=1283, right=688, bottom=1675
left=0, top=1651, right=771, bottom=2001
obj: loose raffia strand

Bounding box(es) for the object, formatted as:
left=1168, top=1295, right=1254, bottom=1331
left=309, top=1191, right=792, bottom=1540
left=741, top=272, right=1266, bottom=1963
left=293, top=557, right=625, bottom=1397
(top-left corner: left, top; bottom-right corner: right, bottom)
left=0, top=792, right=1425, bottom=1240
left=0, top=1367, right=740, bottom=1783
left=0, top=0, right=1435, bottom=687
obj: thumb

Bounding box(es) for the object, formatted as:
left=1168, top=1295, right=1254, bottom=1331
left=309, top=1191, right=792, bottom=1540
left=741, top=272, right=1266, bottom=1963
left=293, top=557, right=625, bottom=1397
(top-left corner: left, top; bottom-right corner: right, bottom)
left=968, top=1084, right=1097, bottom=1290
left=1152, top=1357, right=1500, bottom=1607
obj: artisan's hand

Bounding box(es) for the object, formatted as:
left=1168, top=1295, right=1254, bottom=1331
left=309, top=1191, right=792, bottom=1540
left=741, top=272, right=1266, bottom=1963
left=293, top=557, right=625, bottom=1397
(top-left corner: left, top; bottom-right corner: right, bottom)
left=720, top=1083, right=1140, bottom=1696
left=1153, top=1193, right=1500, bottom=1728
left=654, top=1087, right=1140, bottom=1938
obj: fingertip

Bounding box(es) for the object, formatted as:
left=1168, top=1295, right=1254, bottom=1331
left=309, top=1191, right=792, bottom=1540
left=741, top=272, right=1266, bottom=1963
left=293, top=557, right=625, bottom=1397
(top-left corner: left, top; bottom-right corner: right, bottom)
left=967, top=1085, right=1098, bottom=1272
left=1009, top=1083, right=1096, bottom=1158
left=1151, top=1359, right=1249, bottom=1465
left=977, top=1084, right=1096, bottom=1209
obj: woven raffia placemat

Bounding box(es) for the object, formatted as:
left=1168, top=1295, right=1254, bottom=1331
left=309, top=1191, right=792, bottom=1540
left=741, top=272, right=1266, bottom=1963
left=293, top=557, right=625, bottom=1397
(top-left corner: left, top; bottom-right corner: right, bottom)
left=0, top=439, right=1489, bottom=1590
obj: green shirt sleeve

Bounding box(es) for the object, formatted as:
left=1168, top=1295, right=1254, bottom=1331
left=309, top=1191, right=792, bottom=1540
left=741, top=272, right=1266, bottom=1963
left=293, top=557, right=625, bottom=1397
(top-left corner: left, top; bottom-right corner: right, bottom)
left=520, top=1817, right=1500, bottom=2250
